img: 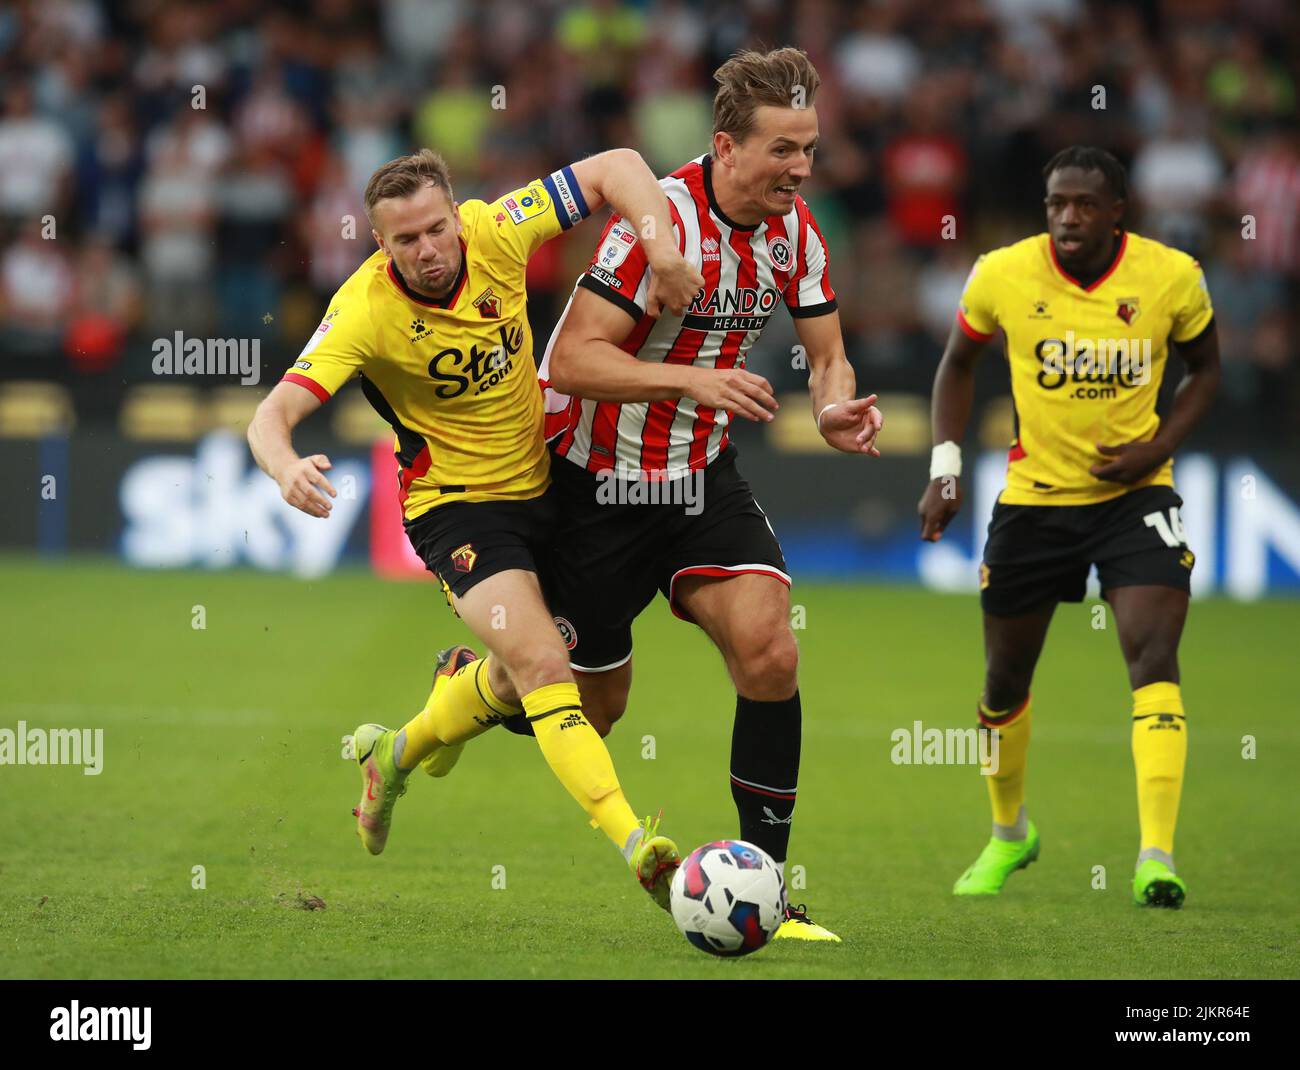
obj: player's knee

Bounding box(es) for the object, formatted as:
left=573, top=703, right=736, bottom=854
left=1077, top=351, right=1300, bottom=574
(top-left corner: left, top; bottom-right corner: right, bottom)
left=602, top=698, right=628, bottom=732
left=1127, top=645, right=1179, bottom=689
left=730, top=627, right=799, bottom=700
left=506, top=645, right=573, bottom=694
left=983, top=671, right=1030, bottom=713
left=583, top=702, right=625, bottom=738
left=579, top=687, right=628, bottom=739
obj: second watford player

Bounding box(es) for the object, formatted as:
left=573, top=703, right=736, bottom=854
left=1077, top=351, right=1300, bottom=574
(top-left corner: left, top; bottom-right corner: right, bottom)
left=917, top=146, right=1220, bottom=910
left=247, top=148, right=704, bottom=912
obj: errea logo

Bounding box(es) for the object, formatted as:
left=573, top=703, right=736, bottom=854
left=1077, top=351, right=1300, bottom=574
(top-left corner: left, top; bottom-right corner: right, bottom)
left=50, top=1001, right=151, bottom=1050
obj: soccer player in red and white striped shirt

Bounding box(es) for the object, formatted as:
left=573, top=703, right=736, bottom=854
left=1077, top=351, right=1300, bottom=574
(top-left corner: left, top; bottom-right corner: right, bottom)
left=535, top=48, right=884, bottom=942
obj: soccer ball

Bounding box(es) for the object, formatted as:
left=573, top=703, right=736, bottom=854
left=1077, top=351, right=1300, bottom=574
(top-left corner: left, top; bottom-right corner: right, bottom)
left=669, top=840, right=787, bottom=957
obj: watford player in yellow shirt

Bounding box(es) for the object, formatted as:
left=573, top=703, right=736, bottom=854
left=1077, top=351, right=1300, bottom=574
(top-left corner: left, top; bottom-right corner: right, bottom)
left=918, top=147, right=1220, bottom=909
left=247, top=148, right=704, bottom=912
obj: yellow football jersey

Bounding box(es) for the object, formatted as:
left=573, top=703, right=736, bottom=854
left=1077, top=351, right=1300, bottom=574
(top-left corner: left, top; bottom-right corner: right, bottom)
left=957, top=230, right=1214, bottom=506
left=282, top=167, right=590, bottom=520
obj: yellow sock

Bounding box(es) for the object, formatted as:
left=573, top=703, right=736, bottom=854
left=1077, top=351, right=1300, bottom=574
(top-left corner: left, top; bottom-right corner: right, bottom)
left=1131, top=681, right=1186, bottom=856
left=978, top=696, right=1032, bottom=831
left=397, top=657, right=521, bottom=769
left=523, top=682, right=640, bottom=851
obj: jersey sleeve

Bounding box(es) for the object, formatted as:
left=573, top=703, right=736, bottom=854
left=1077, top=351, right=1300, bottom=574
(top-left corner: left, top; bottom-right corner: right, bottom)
left=574, top=212, right=661, bottom=321
left=783, top=199, right=837, bottom=318
left=1169, top=255, right=1215, bottom=343
left=485, top=165, right=591, bottom=263
left=280, top=302, right=371, bottom=402
left=956, top=252, right=999, bottom=340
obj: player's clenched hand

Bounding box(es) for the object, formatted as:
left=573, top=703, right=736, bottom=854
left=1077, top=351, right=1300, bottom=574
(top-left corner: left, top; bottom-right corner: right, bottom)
left=646, top=253, right=705, bottom=317
left=685, top=366, right=779, bottom=422
left=1089, top=439, right=1169, bottom=485
left=918, top=477, right=962, bottom=542
left=819, top=396, right=884, bottom=456
left=277, top=454, right=337, bottom=518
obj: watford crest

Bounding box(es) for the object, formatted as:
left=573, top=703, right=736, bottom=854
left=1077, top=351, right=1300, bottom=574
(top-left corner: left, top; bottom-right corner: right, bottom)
left=451, top=543, right=478, bottom=573
left=473, top=288, right=500, bottom=319
left=1116, top=297, right=1140, bottom=325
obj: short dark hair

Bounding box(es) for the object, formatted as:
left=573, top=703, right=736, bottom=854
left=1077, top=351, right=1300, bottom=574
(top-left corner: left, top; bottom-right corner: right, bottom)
left=1042, top=145, right=1128, bottom=202
left=364, top=148, right=453, bottom=224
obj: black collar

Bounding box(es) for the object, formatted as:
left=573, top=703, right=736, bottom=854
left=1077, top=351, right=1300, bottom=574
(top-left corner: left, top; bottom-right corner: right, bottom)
left=702, top=155, right=759, bottom=232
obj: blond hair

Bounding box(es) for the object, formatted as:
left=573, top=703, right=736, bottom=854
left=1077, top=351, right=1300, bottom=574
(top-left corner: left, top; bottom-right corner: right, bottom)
left=364, top=149, right=453, bottom=224
left=712, top=47, right=821, bottom=144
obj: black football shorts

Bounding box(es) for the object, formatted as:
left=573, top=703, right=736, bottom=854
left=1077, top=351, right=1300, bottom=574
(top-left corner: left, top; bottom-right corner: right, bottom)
left=404, top=490, right=558, bottom=603
left=538, top=446, right=789, bottom=672
left=980, top=484, right=1196, bottom=617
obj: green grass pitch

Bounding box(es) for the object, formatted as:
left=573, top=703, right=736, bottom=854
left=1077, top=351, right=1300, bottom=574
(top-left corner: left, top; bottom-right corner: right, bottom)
left=1, top=556, right=1296, bottom=978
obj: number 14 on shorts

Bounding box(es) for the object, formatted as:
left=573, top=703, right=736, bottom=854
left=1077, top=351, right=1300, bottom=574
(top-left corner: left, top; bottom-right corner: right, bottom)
left=1144, top=505, right=1187, bottom=547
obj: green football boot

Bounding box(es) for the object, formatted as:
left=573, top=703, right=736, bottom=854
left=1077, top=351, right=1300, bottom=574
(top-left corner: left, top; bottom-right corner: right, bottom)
left=1133, top=858, right=1186, bottom=909
left=629, top=813, right=681, bottom=912
left=341, top=722, right=408, bottom=855
left=953, top=821, right=1040, bottom=896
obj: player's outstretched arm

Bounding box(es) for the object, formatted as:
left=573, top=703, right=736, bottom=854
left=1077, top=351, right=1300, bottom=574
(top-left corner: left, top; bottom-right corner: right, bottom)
left=248, top=382, right=337, bottom=518
left=794, top=308, right=884, bottom=456
left=919, top=321, right=989, bottom=542
left=1091, top=322, right=1220, bottom=485
left=548, top=288, right=779, bottom=422
left=566, top=149, right=703, bottom=316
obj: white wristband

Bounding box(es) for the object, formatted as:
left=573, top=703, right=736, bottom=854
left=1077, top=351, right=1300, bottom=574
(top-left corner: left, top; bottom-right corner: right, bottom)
left=930, top=441, right=962, bottom=480
left=816, top=403, right=838, bottom=432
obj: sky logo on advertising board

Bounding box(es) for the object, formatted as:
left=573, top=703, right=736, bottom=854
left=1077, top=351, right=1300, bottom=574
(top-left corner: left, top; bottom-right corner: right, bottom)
left=120, top=431, right=368, bottom=577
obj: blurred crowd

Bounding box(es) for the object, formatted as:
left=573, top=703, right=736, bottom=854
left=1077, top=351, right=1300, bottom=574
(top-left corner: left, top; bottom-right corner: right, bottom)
left=0, top=0, right=1296, bottom=441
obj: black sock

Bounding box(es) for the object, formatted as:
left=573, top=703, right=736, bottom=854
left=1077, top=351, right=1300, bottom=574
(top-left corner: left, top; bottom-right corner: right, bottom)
left=729, top=691, right=801, bottom=864
left=501, top=711, right=535, bottom=737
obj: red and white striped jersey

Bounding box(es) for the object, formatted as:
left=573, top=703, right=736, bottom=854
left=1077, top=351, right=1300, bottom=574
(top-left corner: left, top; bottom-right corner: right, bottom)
left=540, top=154, right=837, bottom=476
left=1234, top=148, right=1300, bottom=274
